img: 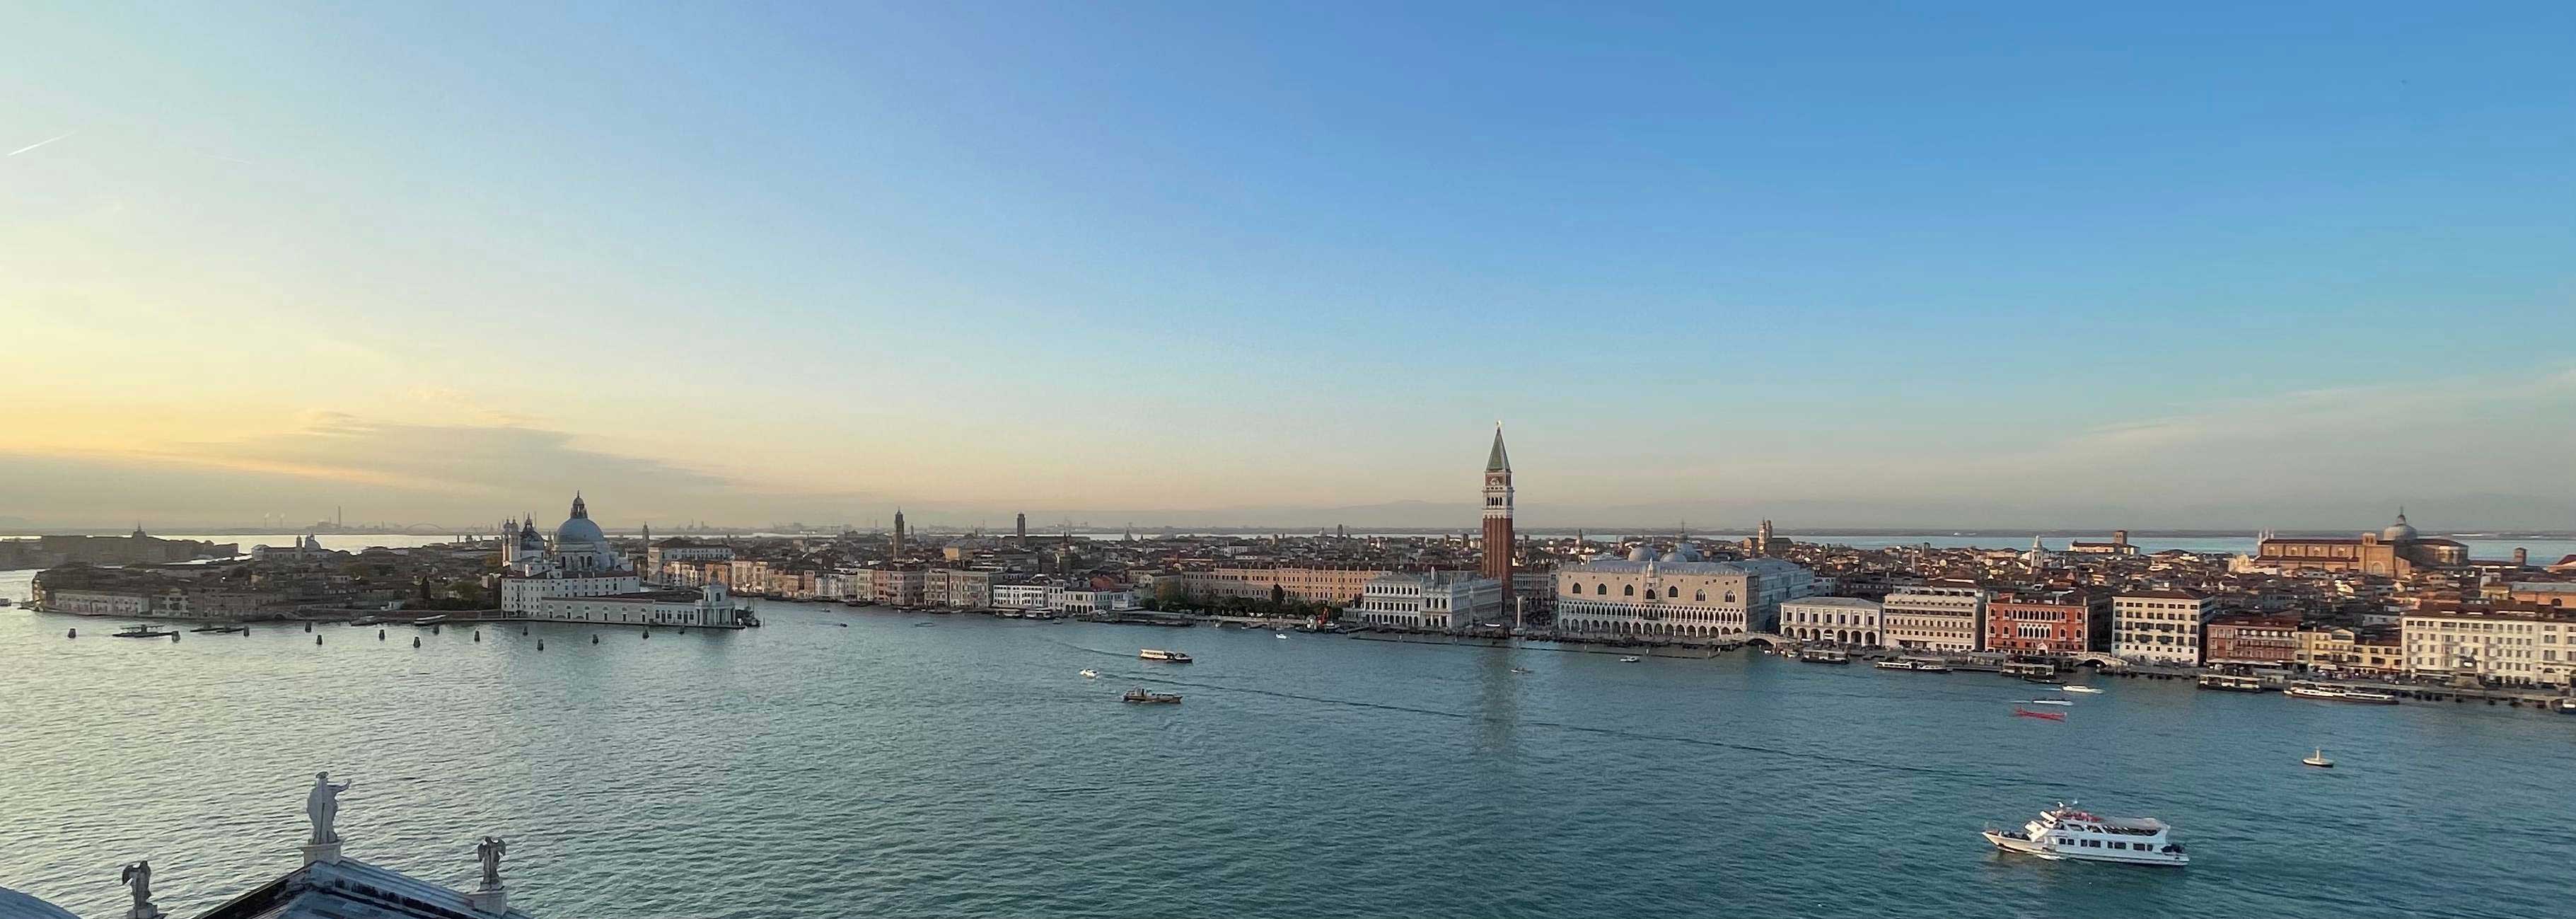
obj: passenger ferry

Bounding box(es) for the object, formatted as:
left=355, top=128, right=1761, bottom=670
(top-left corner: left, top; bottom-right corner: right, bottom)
left=1138, top=649, right=1193, bottom=663
left=1874, top=657, right=1954, bottom=672
left=2283, top=681, right=2398, bottom=705
left=1121, top=688, right=1183, bottom=704
left=2195, top=674, right=2263, bottom=693
left=1980, top=802, right=2188, bottom=867
left=1797, top=648, right=1851, bottom=664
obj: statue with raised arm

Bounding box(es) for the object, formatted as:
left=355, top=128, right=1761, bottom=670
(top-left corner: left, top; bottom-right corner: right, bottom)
left=306, top=772, right=354, bottom=843
left=475, top=836, right=507, bottom=890
left=120, top=860, right=158, bottom=918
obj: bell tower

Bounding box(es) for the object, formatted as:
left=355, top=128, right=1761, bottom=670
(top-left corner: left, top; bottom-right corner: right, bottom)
left=1481, top=424, right=1515, bottom=610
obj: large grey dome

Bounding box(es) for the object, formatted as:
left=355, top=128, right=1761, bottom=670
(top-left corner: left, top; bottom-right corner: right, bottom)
left=2381, top=511, right=2418, bottom=543
left=555, top=493, right=607, bottom=547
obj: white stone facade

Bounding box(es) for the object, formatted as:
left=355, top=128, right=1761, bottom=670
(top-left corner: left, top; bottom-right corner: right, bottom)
left=1881, top=585, right=1986, bottom=653
left=1780, top=596, right=1884, bottom=647
left=1347, top=571, right=1502, bottom=630
left=518, top=584, right=739, bottom=628
left=2112, top=591, right=2209, bottom=666
left=1552, top=556, right=1816, bottom=641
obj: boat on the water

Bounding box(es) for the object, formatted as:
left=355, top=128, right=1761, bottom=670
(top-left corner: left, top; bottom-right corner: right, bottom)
left=188, top=624, right=248, bottom=634
left=1980, top=802, right=2188, bottom=866
left=1798, top=648, right=1851, bottom=664
left=1274, top=632, right=1289, bottom=639
left=2018, top=698, right=2073, bottom=706
left=2284, top=681, right=2398, bottom=705
left=1139, top=649, right=1193, bottom=663
left=1875, top=657, right=1953, bottom=672
left=112, top=624, right=179, bottom=638
left=2558, top=698, right=2576, bottom=715
left=1079, top=669, right=1100, bottom=678
left=2011, top=707, right=2066, bottom=721
left=2196, top=674, right=2263, bottom=693
left=2302, top=748, right=2334, bottom=768
left=1121, top=688, right=1182, bottom=704
left=1617, top=655, right=1642, bottom=663
left=2060, top=685, right=2104, bottom=694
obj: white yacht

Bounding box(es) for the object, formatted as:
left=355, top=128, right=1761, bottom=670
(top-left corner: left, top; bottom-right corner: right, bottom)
left=1981, top=802, right=2188, bottom=867
left=2060, top=685, right=2104, bottom=694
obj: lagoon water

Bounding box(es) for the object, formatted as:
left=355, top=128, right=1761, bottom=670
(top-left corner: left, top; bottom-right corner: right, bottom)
left=2, top=597, right=2571, bottom=918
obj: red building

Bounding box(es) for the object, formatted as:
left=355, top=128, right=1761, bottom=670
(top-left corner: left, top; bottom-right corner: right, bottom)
left=2205, top=613, right=2302, bottom=666
left=1986, top=589, right=2110, bottom=654
left=1480, top=427, right=1515, bottom=613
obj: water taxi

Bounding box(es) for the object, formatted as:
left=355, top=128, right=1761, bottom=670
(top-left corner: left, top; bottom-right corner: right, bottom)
left=1980, top=802, right=2188, bottom=866
left=1616, top=656, right=1643, bottom=664
left=1121, top=688, right=1183, bottom=704
left=2060, top=685, right=2104, bottom=694
left=1274, top=632, right=1289, bottom=639
left=2000, top=661, right=2056, bottom=678
left=2195, top=674, right=2263, bottom=693
left=1797, top=648, right=1851, bottom=664
left=2284, top=682, right=2398, bottom=705
left=1139, top=649, right=1193, bottom=663
left=2302, top=748, right=2334, bottom=768
left=1078, top=669, right=1100, bottom=678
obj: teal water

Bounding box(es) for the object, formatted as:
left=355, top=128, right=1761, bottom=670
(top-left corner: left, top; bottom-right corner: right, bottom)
left=1, top=601, right=2570, bottom=918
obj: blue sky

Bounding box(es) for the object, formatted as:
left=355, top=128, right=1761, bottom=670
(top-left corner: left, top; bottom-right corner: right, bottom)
left=3, top=3, right=2571, bottom=530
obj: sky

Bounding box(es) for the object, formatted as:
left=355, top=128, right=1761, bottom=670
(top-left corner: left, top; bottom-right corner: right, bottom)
left=3, top=2, right=2572, bottom=533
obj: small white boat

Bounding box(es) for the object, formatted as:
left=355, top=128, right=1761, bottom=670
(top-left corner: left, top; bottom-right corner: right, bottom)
left=2285, top=682, right=2398, bottom=705
left=1509, top=667, right=1533, bottom=674
left=1617, top=656, right=1642, bottom=663
left=2060, top=686, right=2104, bottom=694
left=2019, top=698, right=2074, bottom=706
left=2302, top=748, right=2333, bottom=768
left=1981, top=802, right=2188, bottom=867
left=1274, top=632, right=1289, bottom=639
left=1079, top=669, right=1100, bottom=678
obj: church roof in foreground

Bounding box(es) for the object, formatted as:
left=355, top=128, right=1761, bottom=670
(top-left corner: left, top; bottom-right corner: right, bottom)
left=195, top=857, right=531, bottom=919
left=0, top=885, right=81, bottom=919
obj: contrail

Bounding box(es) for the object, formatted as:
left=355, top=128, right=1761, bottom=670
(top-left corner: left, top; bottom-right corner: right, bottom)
left=7, top=131, right=76, bottom=156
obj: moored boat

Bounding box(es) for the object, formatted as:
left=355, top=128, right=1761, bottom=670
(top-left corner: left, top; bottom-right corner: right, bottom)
left=1139, top=648, right=1193, bottom=662
left=2302, top=748, right=2334, bottom=768
left=1980, top=802, right=2188, bottom=866
left=1798, top=648, right=1850, bottom=664
left=111, top=624, right=179, bottom=638
left=188, top=624, right=248, bottom=634
left=2284, top=681, right=2398, bottom=705
left=1874, top=659, right=1917, bottom=671
left=1121, top=688, right=1182, bottom=704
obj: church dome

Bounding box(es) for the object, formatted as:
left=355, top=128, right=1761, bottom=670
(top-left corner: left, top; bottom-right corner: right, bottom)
left=555, top=493, right=607, bottom=547
left=2381, top=512, right=2418, bottom=543
left=1626, top=545, right=1654, bottom=562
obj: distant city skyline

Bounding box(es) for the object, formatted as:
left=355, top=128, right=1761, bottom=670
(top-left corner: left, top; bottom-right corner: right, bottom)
left=5, top=5, right=2572, bottom=531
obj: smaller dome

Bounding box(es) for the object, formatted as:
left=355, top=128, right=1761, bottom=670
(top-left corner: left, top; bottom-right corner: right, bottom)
left=1626, top=545, right=1654, bottom=562
left=2380, top=511, right=2417, bottom=543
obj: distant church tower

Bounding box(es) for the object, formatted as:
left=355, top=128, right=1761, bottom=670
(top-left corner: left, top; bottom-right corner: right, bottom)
left=892, top=509, right=907, bottom=560
left=1016, top=512, right=1027, bottom=546
left=1481, top=424, right=1515, bottom=609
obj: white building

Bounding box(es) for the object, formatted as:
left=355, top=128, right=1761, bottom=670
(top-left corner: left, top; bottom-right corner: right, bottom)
left=1049, top=586, right=1137, bottom=614
left=992, top=583, right=1051, bottom=611
left=1780, top=596, right=1884, bottom=647
left=1552, top=548, right=1817, bottom=641
left=501, top=495, right=742, bottom=628
left=1881, top=584, right=1986, bottom=653
left=2112, top=590, right=2212, bottom=666
left=518, top=584, right=741, bottom=628
left=2402, top=609, right=2575, bottom=687
left=1347, top=571, right=1503, bottom=630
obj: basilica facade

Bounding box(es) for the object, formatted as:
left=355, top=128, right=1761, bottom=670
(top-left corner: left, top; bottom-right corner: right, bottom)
left=499, top=495, right=741, bottom=628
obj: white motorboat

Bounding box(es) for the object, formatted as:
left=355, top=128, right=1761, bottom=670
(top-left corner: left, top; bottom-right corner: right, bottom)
left=2284, top=682, right=2398, bottom=705
left=2302, top=748, right=2333, bottom=768
left=1981, top=802, right=2188, bottom=867
left=2060, top=686, right=2104, bottom=694
left=1079, top=669, right=1100, bottom=678
left=1274, top=632, right=1288, bottom=639
left=2018, top=698, right=2072, bottom=706
left=1617, top=656, right=1642, bottom=664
